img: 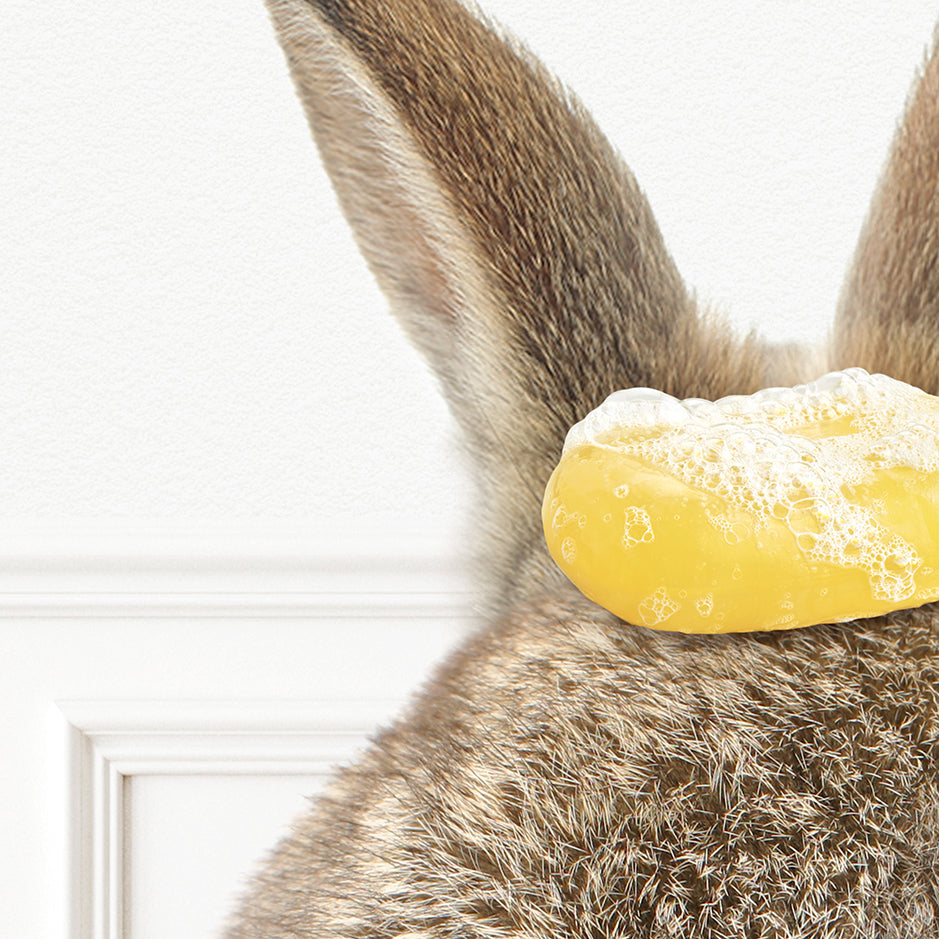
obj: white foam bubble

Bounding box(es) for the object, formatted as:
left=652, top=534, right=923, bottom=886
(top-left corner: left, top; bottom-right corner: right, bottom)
left=622, top=506, right=654, bottom=550
left=565, top=386, right=690, bottom=452
left=638, top=586, right=680, bottom=625
left=561, top=537, right=577, bottom=564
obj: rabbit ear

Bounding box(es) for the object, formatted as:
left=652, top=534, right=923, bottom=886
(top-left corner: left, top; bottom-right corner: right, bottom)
left=266, top=0, right=765, bottom=607
left=265, top=0, right=487, bottom=391
left=834, top=33, right=939, bottom=393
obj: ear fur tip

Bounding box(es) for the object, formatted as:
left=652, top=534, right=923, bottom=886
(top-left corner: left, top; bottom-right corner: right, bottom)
left=263, top=0, right=330, bottom=31
left=265, top=0, right=349, bottom=29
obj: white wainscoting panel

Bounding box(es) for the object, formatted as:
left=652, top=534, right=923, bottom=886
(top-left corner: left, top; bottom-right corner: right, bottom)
left=127, top=774, right=317, bottom=939
left=54, top=699, right=398, bottom=939
left=0, top=522, right=478, bottom=939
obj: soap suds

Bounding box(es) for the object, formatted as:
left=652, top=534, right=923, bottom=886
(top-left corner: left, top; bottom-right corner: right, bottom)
left=564, top=369, right=938, bottom=602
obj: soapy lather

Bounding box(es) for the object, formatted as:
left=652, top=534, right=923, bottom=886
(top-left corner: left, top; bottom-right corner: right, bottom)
left=542, top=369, right=939, bottom=633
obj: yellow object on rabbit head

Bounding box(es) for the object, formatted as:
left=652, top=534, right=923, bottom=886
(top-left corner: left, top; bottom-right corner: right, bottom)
left=542, top=368, right=939, bottom=633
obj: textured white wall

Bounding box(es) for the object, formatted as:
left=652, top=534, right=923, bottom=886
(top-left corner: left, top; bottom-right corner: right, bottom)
left=4, top=0, right=938, bottom=530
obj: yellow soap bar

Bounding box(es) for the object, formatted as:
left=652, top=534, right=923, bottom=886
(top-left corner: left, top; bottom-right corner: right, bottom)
left=542, top=368, right=939, bottom=633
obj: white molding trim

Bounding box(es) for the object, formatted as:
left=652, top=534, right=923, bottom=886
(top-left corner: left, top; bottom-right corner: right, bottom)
left=51, top=698, right=403, bottom=939
left=5, top=592, right=471, bottom=618
left=0, top=520, right=475, bottom=618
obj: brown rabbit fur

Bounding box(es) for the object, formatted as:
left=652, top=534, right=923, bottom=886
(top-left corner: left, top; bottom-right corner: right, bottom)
left=227, top=2, right=939, bottom=936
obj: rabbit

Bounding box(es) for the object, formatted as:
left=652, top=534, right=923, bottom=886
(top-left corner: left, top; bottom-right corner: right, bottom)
left=226, top=0, right=939, bottom=936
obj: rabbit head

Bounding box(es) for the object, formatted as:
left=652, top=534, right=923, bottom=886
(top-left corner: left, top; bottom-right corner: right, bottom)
left=227, top=2, right=939, bottom=936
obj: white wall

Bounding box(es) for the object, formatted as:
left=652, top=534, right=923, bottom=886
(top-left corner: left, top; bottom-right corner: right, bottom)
left=5, top=0, right=939, bottom=532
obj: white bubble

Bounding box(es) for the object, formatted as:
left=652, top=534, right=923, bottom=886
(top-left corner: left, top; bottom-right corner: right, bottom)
left=622, top=506, right=654, bottom=550
left=638, top=587, right=680, bottom=625
left=561, top=537, right=577, bottom=564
